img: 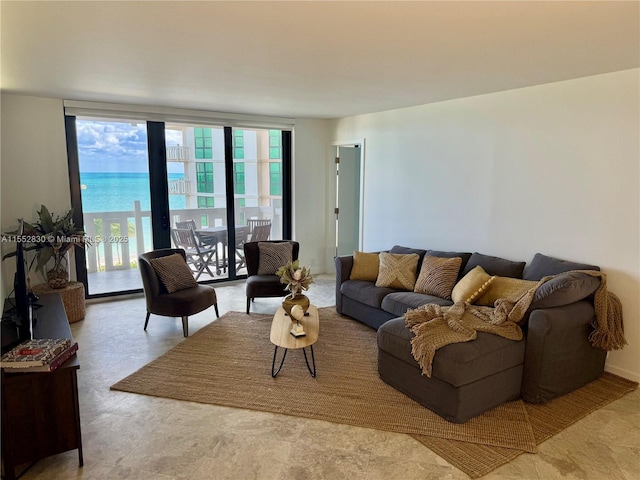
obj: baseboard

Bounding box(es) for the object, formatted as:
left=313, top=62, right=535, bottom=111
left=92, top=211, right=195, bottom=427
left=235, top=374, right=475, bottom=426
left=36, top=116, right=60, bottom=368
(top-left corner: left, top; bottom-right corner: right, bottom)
left=605, top=364, right=639, bottom=383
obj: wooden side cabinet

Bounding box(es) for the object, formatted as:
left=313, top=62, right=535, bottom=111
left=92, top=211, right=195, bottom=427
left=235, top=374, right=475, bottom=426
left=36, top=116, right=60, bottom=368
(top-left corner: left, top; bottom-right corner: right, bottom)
left=1, top=294, right=83, bottom=480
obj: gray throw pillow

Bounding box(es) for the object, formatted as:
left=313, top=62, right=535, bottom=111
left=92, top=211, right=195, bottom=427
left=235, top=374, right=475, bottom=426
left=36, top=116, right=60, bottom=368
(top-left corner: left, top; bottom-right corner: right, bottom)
left=257, top=242, right=293, bottom=275
left=461, top=252, right=526, bottom=278
left=523, top=253, right=600, bottom=281
left=529, top=272, right=601, bottom=309
left=150, top=253, right=198, bottom=293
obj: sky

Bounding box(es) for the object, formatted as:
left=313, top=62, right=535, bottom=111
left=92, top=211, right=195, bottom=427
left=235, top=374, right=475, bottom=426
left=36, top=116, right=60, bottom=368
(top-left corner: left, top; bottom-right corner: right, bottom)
left=77, top=119, right=183, bottom=174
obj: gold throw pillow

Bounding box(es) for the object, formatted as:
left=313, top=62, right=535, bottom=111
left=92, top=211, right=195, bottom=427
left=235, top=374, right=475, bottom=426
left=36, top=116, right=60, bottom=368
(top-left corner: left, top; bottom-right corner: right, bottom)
left=451, top=265, right=496, bottom=304
left=476, top=276, right=538, bottom=306
left=375, top=252, right=419, bottom=290
left=350, top=251, right=380, bottom=281
left=413, top=255, right=462, bottom=300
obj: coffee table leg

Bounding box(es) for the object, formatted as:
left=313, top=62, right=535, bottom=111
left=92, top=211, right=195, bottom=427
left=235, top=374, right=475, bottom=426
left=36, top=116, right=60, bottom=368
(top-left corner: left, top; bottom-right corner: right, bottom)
left=271, top=346, right=288, bottom=377
left=302, top=345, right=316, bottom=378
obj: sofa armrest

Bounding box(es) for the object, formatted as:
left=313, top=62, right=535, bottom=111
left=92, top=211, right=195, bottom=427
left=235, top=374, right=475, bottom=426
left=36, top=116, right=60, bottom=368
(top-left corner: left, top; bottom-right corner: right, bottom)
left=528, top=272, right=600, bottom=310
left=335, top=255, right=354, bottom=314
left=522, top=300, right=606, bottom=403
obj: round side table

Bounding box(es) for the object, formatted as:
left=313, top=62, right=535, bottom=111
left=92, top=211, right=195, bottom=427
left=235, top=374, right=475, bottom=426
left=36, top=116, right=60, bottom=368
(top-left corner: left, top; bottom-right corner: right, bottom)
left=32, top=281, right=86, bottom=323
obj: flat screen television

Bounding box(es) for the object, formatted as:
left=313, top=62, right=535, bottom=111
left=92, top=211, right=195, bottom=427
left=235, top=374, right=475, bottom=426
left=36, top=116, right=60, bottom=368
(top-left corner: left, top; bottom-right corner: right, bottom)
left=2, top=219, right=32, bottom=351
left=14, top=219, right=31, bottom=339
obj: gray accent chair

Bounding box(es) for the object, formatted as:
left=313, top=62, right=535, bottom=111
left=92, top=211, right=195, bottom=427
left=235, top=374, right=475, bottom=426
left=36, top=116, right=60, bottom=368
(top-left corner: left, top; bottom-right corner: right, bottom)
left=139, top=248, right=219, bottom=336
left=244, top=240, right=299, bottom=314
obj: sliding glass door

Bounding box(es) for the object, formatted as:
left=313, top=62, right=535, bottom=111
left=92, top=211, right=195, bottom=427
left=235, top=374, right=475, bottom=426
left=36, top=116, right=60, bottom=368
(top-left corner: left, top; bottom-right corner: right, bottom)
left=164, top=124, right=229, bottom=280
left=74, top=118, right=152, bottom=295
left=66, top=114, right=291, bottom=297
left=164, top=124, right=286, bottom=280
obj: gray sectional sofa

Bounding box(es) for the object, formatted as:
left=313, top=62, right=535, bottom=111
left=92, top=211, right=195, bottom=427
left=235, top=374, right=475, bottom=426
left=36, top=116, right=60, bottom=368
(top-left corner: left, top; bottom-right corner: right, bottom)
left=335, top=246, right=607, bottom=423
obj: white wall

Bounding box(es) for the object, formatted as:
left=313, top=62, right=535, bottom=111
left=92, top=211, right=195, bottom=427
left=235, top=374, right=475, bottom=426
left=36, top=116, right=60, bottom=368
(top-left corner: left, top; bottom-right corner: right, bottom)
left=329, top=69, right=640, bottom=381
left=292, top=118, right=331, bottom=274
left=1, top=95, right=72, bottom=290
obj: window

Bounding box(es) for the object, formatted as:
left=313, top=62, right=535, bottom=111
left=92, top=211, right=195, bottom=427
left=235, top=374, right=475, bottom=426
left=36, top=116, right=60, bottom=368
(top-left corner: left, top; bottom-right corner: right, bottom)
left=196, top=162, right=213, bottom=193
left=197, top=196, right=214, bottom=208
left=233, top=129, right=244, bottom=159
left=234, top=162, right=245, bottom=194
left=269, top=130, right=281, bottom=159
left=270, top=162, right=282, bottom=195
left=194, top=128, right=213, bottom=159
left=65, top=107, right=293, bottom=295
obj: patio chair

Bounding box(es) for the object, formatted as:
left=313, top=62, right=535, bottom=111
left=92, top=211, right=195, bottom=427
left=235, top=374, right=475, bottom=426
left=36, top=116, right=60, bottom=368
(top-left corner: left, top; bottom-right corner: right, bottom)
left=250, top=223, right=271, bottom=242
left=176, top=219, right=198, bottom=231
left=248, top=218, right=272, bottom=237
left=171, top=228, right=219, bottom=279
left=139, top=248, right=219, bottom=337
left=234, top=226, right=251, bottom=271
left=176, top=220, right=211, bottom=247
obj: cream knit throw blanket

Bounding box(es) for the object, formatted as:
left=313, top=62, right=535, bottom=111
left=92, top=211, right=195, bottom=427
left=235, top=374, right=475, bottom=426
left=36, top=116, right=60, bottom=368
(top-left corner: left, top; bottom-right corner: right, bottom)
left=404, top=270, right=625, bottom=377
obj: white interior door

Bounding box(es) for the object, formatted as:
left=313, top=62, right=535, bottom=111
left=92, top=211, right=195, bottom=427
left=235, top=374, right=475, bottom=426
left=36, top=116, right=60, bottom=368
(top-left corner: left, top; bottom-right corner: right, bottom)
left=336, top=145, right=361, bottom=256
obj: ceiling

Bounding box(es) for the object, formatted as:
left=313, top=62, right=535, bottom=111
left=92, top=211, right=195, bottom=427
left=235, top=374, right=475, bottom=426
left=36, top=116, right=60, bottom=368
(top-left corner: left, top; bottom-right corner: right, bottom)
left=2, top=1, right=639, bottom=119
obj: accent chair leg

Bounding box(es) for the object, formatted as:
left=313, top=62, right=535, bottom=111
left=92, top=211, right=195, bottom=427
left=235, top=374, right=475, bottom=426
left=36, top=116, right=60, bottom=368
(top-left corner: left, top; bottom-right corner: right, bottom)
left=214, top=303, right=219, bottom=318
left=144, top=311, right=151, bottom=331
left=246, top=297, right=251, bottom=314
left=182, top=316, right=189, bottom=337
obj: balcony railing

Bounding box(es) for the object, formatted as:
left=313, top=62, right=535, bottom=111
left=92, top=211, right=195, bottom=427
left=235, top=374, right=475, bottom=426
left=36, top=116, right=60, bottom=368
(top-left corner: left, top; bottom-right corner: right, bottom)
left=82, top=200, right=280, bottom=274
left=168, top=179, right=192, bottom=195
left=166, top=145, right=190, bottom=161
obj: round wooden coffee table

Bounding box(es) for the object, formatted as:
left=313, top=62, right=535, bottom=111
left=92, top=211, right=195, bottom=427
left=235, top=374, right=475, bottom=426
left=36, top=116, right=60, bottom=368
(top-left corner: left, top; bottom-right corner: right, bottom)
left=269, top=305, right=319, bottom=377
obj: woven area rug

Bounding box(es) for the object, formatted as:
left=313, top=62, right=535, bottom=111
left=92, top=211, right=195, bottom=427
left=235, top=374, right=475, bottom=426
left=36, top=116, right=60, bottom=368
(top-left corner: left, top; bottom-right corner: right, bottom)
left=111, top=308, right=637, bottom=478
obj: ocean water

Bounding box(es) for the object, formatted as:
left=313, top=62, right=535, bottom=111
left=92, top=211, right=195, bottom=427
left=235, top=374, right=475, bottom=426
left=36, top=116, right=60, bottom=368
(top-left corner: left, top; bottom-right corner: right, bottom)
left=79, top=172, right=186, bottom=260
left=80, top=172, right=186, bottom=212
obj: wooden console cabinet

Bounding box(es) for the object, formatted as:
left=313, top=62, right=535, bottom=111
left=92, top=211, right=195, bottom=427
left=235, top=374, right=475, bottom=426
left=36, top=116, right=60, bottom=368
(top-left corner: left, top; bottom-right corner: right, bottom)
left=1, top=293, right=83, bottom=480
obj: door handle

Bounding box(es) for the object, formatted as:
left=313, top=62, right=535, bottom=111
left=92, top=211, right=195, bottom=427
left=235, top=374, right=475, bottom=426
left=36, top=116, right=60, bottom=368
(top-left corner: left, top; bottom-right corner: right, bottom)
left=162, top=214, right=169, bottom=230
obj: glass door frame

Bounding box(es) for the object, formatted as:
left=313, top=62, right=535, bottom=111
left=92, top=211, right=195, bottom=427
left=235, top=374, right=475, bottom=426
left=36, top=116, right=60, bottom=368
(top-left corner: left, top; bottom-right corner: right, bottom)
left=65, top=116, right=292, bottom=299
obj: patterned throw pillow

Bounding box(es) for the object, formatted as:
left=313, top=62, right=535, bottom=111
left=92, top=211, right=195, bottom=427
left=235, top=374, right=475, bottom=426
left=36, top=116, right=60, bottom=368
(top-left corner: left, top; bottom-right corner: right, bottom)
left=413, top=255, right=462, bottom=300
left=150, top=253, right=198, bottom=293
left=476, top=276, right=539, bottom=306
left=375, top=252, right=419, bottom=290
left=257, top=242, right=293, bottom=275
left=349, top=251, right=380, bottom=281
left=451, top=266, right=496, bottom=304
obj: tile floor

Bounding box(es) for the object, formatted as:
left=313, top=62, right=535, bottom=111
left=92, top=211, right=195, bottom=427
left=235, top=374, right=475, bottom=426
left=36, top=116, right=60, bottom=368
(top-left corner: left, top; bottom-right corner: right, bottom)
left=14, top=275, right=640, bottom=479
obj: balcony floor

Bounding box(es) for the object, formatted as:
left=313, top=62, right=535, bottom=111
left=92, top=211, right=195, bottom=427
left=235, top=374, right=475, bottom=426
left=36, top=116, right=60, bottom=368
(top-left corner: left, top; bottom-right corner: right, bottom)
left=87, top=266, right=246, bottom=296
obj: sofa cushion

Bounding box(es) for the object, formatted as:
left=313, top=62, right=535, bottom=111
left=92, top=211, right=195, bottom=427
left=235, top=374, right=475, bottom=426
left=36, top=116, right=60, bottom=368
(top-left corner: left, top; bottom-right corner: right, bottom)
left=413, top=255, right=462, bottom=300
left=375, top=252, right=420, bottom=290
left=426, top=250, right=472, bottom=275
left=451, top=266, right=496, bottom=304
left=461, top=252, right=526, bottom=278
left=523, top=253, right=600, bottom=281
left=389, top=245, right=427, bottom=259
left=341, top=280, right=399, bottom=309
left=381, top=292, right=453, bottom=317
left=378, top=318, right=525, bottom=387
left=476, top=276, right=538, bottom=306
left=529, top=271, right=601, bottom=309
left=349, top=251, right=380, bottom=281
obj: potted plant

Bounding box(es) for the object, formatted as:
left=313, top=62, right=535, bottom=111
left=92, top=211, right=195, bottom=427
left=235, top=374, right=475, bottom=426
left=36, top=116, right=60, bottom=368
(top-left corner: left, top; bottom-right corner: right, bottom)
left=22, top=205, right=90, bottom=289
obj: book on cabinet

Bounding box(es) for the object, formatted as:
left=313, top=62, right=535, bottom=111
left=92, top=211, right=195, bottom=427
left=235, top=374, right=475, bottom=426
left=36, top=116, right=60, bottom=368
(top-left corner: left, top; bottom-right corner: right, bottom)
left=1, top=338, right=78, bottom=372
